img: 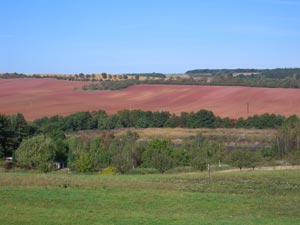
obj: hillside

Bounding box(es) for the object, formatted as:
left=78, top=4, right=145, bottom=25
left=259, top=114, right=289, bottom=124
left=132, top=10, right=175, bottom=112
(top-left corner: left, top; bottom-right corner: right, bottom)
left=1, top=78, right=300, bottom=120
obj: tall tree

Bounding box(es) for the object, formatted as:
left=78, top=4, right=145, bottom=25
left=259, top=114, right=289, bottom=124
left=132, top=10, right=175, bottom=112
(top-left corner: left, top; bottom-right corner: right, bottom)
left=15, top=135, right=56, bottom=172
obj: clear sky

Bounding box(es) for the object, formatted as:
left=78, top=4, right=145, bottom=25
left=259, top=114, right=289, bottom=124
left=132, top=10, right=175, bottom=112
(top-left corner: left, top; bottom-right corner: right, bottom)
left=1, top=0, right=300, bottom=74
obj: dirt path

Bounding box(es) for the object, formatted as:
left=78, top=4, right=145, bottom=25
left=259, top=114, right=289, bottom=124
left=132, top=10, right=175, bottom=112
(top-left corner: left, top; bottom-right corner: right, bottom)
left=220, top=165, right=300, bottom=173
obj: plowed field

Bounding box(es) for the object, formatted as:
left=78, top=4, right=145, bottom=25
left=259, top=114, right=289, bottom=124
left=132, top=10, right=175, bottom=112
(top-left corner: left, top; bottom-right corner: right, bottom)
left=1, top=78, right=300, bottom=120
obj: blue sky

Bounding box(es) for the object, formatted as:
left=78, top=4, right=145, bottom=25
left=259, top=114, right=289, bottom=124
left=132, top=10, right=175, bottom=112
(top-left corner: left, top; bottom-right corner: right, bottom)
left=1, top=0, right=300, bottom=74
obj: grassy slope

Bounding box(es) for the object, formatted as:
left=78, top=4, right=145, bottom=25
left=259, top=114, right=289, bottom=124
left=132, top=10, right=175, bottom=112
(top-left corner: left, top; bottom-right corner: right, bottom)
left=0, top=170, right=300, bottom=225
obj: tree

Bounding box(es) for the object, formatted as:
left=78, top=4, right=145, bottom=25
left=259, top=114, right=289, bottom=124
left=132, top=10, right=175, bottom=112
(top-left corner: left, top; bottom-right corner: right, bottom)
left=103, top=115, right=122, bottom=129
left=274, top=115, right=300, bottom=157
left=117, top=110, right=132, bottom=127
left=142, top=139, right=174, bottom=173
left=190, top=139, right=225, bottom=171
left=95, top=109, right=108, bottom=129
left=46, top=130, right=68, bottom=165
left=187, top=110, right=216, bottom=128
left=151, top=153, right=173, bottom=173
left=109, top=131, right=139, bottom=173
left=164, top=114, right=179, bottom=128
left=0, top=113, right=33, bottom=158
left=150, top=111, right=170, bottom=127
left=228, top=150, right=259, bottom=171
left=112, top=151, right=134, bottom=174
left=90, top=137, right=106, bottom=167
left=15, top=135, right=56, bottom=172
left=0, top=114, right=9, bottom=158
left=64, top=112, right=96, bottom=131
left=67, top=136, right=103, bottom=172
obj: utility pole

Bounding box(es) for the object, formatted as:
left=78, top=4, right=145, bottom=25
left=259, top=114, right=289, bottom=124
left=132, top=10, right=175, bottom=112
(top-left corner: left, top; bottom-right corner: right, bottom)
left=208, top=163, right=211, bottom=184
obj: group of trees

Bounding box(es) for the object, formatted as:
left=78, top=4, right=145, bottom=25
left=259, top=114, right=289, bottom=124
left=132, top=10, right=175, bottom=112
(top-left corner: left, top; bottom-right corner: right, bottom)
left=184, top=68, right=300, bottom=89
left=0, top=109, right=285, bottom=159
left=0, top=72, right=165, bottom=82
left=185, top=68, right=300, bottom=78
left=14, top=129, right=267, bottom=173
left=3, top=68, right=300, bottom=90
left=81, top=75, right=300, bottom=92
left=124, top=73, right=166, bottom=78
left=273, top=115, right=300, bottom=164
left=32, top=109, right=284, bottom=134
left=210, top=76, right=300, bottom=89
left=82, top=80, right=140, bottom=91
left=0, top=113, right=35, bottom=159
left=1, top=109, right=299, bottom=174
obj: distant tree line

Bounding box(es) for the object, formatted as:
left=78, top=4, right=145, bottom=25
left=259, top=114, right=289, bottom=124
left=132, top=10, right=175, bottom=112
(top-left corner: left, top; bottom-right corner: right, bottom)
left=185, top=68, right=300, bottom=79
left=0, top=73, right=27, bottom=79
left=0, top=72, right=166, bottom=81
left=124, top=73, right=166, bottom=78
left=3, top=70, right=300, bottom=90
left=211, top=76, right=300, bottom=89
left=81, top=75, right=300, bottom=91
left=82, top=80, right=140, bottom=90
left=31, top=109, right=284, bottom=133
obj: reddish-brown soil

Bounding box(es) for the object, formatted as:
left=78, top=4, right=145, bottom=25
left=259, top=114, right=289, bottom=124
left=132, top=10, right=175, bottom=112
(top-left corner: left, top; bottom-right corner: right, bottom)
left=1, top=78, right=300, bottom=120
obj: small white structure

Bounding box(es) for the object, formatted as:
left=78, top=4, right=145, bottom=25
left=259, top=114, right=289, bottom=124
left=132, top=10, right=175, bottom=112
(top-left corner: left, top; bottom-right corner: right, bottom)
left=54, top=162, right=65, bottom=170
left=5, top=157, right=13, bottom=161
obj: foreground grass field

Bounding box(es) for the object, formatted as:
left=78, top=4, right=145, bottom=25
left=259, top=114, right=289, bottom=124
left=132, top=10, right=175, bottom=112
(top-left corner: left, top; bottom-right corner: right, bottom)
left=0, top=170, right=300, bottom=225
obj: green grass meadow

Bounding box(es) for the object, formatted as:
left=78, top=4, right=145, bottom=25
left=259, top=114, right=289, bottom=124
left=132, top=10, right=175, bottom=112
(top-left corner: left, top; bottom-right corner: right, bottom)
left=1, top=170, right=300, bottom=225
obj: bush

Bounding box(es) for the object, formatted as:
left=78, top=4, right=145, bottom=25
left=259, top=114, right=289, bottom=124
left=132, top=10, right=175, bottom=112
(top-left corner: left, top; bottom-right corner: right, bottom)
left=101, top=166, right=118, bottom=175
left=191, top=156, right=207, bottom=171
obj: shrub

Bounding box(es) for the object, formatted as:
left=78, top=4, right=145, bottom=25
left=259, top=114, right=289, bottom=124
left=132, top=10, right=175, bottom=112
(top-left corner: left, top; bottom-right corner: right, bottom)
left=191, top=156, right=207, bottom=171
left=101, top=166, right=118, bottom=175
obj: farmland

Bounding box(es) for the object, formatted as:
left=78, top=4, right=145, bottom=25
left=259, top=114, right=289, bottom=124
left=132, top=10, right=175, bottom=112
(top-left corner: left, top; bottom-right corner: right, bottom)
left=1, top=78, right=300, bottom=120
left=0, top=170, right=300, bottom=225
